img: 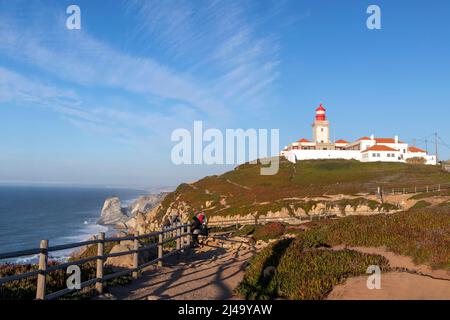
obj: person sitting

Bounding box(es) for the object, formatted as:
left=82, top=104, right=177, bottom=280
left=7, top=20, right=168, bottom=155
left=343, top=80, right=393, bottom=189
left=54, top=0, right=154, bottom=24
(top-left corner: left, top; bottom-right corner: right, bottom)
left=191, top=212, right=208, bottom=247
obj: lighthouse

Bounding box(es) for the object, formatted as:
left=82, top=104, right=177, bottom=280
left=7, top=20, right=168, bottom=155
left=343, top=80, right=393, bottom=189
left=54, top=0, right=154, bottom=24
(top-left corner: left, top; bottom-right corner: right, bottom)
left=312, top=104, right=330, bottom=144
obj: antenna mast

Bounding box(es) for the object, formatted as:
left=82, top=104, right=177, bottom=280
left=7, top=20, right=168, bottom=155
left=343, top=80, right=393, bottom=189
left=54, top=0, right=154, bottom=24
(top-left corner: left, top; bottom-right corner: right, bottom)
left=435, top=133, right=439, bottom=163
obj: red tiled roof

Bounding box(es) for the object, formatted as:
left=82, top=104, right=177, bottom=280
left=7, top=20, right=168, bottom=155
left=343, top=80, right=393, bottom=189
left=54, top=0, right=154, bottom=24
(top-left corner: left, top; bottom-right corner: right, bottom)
left=408, top=146, right=426, bottom=153
left=362, top=145, right=399, bottom=153
left=298, top=138, right=311, bottom=143
left=335, top=139, right=349, bottom=144
left=375, top=138, right=402, bottom=143
left=358, top=137, right=371, bottom=141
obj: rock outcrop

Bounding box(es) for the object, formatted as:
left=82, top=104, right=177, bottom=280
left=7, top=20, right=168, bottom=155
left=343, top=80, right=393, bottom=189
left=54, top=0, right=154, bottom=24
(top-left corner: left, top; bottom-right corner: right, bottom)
left=128, top=193, right=168, bottom=216
left=97, top=193, right=169, bottom=231
left=98, top=197, right=129, bottom=225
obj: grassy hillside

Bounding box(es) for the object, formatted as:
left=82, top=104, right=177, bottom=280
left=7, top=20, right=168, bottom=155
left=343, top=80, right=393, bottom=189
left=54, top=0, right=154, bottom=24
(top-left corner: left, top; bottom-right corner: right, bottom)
left=236, top=202, right=450, bottom=300
left=156, top=159, right=450, bottom=221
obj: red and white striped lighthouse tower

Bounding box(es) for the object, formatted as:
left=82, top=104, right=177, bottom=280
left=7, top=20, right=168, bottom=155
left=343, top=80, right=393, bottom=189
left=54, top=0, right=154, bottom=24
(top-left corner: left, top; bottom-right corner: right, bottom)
left=315, top=104, right=326, bottom=121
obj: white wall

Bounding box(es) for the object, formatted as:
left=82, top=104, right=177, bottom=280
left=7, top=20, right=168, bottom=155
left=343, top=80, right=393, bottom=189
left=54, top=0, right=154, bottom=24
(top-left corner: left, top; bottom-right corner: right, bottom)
left=285, top=149, right=438, bottom=165
left=286, top=150, right=361, bottom=163
left=361, top=151, right=402, bottom=163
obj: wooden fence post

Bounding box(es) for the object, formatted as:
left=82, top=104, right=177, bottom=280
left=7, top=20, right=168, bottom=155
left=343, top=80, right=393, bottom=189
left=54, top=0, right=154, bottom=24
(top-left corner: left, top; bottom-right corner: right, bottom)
left=95, top=232, right=105, bottom=294
left=176, top=223, right=181, bottom=251
left=36, top=239, right=48, bottom=300
left=132, top=231, right=140, bottom=279
left=158, top=232, right=163, bottom=267
left=180, top=224, right=185, bottom=252
left=186, top=225, right=191, bottom=247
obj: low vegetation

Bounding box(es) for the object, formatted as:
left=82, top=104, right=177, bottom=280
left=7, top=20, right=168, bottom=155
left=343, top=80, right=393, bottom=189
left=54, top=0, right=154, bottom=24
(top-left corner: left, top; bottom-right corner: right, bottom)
left=410, top=200, right=432, bottom=210
left=0, top=261, right=131, bottom=300
left=252, top=223, right=286, bottom=242
left=236, top=238, right=390, bottom=300
left=237, top=203, right=450, bottom=300
left=232, top=223, right=286, bottom=242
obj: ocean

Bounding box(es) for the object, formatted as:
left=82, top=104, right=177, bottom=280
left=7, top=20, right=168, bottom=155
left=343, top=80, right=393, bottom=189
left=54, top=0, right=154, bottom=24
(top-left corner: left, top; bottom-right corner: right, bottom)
left=0, top=185, right=148, bottom=263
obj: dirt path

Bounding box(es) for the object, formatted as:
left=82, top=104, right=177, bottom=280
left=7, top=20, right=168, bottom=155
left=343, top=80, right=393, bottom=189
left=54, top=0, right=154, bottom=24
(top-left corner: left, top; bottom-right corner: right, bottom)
left=328, top=246, right=450, bottom=300
left=99, top=240, right=450, bottom=300
left=328, top=272, right=450, bottom=300
left=102, top=241, right=254, bottom=300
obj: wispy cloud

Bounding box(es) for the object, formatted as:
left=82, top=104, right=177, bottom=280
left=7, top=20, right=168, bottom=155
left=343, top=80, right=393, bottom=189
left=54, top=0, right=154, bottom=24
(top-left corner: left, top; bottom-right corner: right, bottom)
left=0, top=66, right=194, bottom=148
left=0, top=0, right=293, bottom=147
left=0, top=6, right=227, bottom=118
left=125, top=0, right=285, bottom=109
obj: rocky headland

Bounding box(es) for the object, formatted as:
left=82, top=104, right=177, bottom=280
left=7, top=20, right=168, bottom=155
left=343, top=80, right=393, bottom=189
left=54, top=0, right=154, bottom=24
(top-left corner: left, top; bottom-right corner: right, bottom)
left=97, top=192, right=169, bottom=232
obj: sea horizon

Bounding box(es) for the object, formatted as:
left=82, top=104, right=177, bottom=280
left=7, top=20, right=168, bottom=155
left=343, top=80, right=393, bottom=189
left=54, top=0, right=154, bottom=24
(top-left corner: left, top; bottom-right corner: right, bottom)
left=0, top=185, right=164, bottom=264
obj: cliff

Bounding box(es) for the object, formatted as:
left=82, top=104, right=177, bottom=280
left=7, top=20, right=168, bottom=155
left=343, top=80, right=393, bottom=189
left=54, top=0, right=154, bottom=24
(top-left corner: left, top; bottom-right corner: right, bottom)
left=138, top=158, right=450, bottom=230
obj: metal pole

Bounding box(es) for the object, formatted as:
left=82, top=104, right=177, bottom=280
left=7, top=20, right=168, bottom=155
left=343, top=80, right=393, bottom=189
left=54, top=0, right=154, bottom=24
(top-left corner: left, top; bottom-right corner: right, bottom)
left=435, top=133, right=439, bottom=163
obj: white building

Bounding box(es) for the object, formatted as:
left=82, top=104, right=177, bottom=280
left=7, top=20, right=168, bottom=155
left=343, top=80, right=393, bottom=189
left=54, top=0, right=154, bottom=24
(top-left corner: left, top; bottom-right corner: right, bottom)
left=282, top=104, right=437, bottom=165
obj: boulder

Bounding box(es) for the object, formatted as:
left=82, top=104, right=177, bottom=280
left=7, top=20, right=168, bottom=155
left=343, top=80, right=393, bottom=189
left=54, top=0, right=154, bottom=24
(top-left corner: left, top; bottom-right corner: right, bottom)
left=98, top=196, right=129, bottom=225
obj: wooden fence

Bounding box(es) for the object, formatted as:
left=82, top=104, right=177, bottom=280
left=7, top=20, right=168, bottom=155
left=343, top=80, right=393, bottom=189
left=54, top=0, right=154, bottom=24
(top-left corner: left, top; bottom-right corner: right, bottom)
left=0, top=223, right=191, bottom=300
left=1, top=214, right=335, bottom=300
left=208, top=213, right=336, bottom=228
left=383, top=182, right=450, bottom=195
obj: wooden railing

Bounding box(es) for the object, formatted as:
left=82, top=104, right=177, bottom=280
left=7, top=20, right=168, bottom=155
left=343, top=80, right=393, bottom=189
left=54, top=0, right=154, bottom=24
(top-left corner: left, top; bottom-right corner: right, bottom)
left=208, top=213, right=336, bottom=228
left=383, top=182, right=450, bottom=195
left=0, top=223, right=191, bottom=300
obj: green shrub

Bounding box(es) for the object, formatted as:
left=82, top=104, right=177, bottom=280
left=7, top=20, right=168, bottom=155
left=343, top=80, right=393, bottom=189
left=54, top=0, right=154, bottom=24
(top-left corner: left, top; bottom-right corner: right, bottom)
left=236, top=237, right=389, bottom=300
left=253, top=223, right=286, bottom=242
left=232, top=225, right=256, bottom=237
left=410, top=200, right=432, bottom=210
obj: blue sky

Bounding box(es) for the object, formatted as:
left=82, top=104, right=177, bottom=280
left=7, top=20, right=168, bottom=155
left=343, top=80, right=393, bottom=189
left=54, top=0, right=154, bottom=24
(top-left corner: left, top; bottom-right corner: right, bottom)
left=0, top=0, right=449, bottom=188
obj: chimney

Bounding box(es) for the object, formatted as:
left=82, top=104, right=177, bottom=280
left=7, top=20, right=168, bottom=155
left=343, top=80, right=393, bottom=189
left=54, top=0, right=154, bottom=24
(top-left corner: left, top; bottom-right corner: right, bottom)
left=395, top=135, right=399, bottom=144
left=370, top=134, right=375, bottom=140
